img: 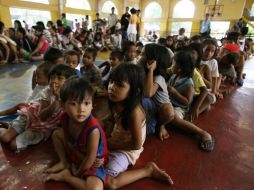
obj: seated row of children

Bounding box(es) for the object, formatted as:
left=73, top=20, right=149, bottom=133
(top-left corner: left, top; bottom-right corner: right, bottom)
left=0, top=20, right=123, bottom=65
left=0, top=40, right=223, bottom=189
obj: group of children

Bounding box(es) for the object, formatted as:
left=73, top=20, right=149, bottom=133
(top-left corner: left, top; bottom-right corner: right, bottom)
left=0, top=16, right=249, bottom=190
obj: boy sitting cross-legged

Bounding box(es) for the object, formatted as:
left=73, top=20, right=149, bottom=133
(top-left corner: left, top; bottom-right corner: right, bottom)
left=45, top=76, right=108, bottom=190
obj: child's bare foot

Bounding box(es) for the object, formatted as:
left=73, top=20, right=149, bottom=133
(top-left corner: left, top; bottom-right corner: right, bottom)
left=199, top=132, right=215, bottom=152
left=146, top=162, right=174, bottom=185
left=44, top=169, right=71, bottom=182
left=159, top=126, right=169, bottom=141
left=45, top=162, right=69, bottom=173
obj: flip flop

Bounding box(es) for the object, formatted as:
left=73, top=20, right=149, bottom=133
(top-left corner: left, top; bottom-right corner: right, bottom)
left=199, top=137, right=215, bottom=152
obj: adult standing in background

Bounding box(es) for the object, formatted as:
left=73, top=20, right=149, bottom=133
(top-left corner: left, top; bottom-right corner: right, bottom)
left=121, top=6, right=130, bottom=39
left=108, top=7, right=118, bottom=34
left=82, top=15, right=89, bottom=31
left=136, top=9, right=141, bottom=41
left=200, top=13, right=211, bottom=38
left=127, top=8, right=138, bottom=42
left=93, top=13, right=103, bottom=32
left=61, top=13, right=68, bottom=27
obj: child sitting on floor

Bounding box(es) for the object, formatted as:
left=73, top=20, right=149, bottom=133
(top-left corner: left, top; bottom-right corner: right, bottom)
left=0, top=62, right=51, bottom=120
left=45, top=77, right=108, bottom=190
left=103, top=63, right=173, bottom=189
left=167, top=50, right=194, bottom=119
left=0, top=64, right=76, bottom=150
left=80, top=47, right=102, bottom=87
left=122, top=40, right=137, bottom=64
left=32, top=47, right=64, bottom=89
left=64, top=50, right=82, bottom=77
left=139, top=43, right=214, bottom=151
left=99, top=49, right=124, bottom=81
left=187, top=43, right=213, bottom=121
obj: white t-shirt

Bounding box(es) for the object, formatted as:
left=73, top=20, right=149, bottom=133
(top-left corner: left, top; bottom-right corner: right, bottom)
left=201, top=59, right=219, bottom=78
left=108, top=14, right=118, bottom=28
left=152, top=75, right=171, bottom=107
left=111, top=34, right=122, bottom=49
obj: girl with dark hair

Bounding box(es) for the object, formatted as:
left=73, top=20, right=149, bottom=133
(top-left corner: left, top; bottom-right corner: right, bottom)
left=104, top=63, right=173, bottom=189
left=167, top=50, right=195, bottom=119
left=14, top=20, right=22, bottom=31
left=140, top=43, right=215, bottom=151
left=16, top=27, right=34, bottom=57
left=188, top=43, right=213, bottom=121
left=29, top=25, right=49, bottom=61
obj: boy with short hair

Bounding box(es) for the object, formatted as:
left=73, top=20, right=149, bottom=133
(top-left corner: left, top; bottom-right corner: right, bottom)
left=0, top=64, right=76, bottom=150
left=64, top=50, right=81, bottom=77
left=45, top=76, right=108, bottom=190
left=81, top=47, right=102, bottom=87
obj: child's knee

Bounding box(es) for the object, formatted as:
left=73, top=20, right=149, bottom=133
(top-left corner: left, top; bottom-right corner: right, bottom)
left=9, top=139, right=17, bottom=150
left=106, top=176, right=117, bottom=190
left=52, top=128, right=64, bottom=140
left=0, top=128, right=17, bottom=143
left=159, top=103, right=175, bottom=123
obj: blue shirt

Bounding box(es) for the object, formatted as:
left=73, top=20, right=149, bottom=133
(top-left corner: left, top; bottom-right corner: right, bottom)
left=200, top=19, right=211, bottom=33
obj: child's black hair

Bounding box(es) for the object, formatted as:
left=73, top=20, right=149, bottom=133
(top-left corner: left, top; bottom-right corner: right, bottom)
left=240, top=26, right=249, bottom=36
left=0, top=21, right=4, bottom=33
left=108, top=63, right=145, bottom=130
left=62, top=26, right=72, bottom=36
left=36, top=21, right=46, bottom=30
left=17, top=27, right=26, bottom=36
left=110, top=49, right=124, bottom=62
left=190, top=34, right=201, bottom=43
left=44, top=47, right=64, bottom=63
left=37, top=62, right=53, bottom=77
left=136, top=41, right=144, bottom=48
left=60, top=76, right=94, bottom=103
left=64, top=50, right=80, bottom=63
left=85, top=47, right=97, bottom=60
left=174, top=49, right=195, bottom=78
left=188, top=43, right=203, bottom=67
left=48, top=64, right=77, bottom=81
left=221, top=52, right=240, bottom=67
left=122, top=40, right=135, bottom=55
left=157, top=38, right=167, bottom=46
left=144, top=43, right=171, bottom=79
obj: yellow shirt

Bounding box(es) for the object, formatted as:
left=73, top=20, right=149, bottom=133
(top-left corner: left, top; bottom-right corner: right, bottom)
left=167, top=68, right=205, bottom=95
left=192, top=68, right=206, bottom=95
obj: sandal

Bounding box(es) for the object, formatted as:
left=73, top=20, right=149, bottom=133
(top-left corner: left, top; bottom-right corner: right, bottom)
left=199, top=137, right=215, bottom=152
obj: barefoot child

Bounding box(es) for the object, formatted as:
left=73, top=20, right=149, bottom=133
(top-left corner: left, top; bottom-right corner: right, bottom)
left=45, top=77, right=108, bottom=190
left=139, top=44, right=215, bottom=151
left=104, top=63, right=173, bottom=189
left=0, top=64, right=76, bottom=150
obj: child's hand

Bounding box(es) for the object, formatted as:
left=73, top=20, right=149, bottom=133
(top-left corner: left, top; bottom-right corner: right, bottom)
left=93, top=158, right=104, bottom=168
left=52, top=84, right=61, bottom=100
left=168, top=86, right=177, bottom=95
left=215, top=91, right=223, bottom=99
left=71, top=163, right=79, bottom=177
left=146, top=60, right=156, bottom=71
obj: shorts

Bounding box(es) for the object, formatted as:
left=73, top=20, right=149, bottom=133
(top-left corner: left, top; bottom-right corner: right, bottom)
left=24, top=51, right=30, bottom=60
left=174, top=107, right=186, bottom=120
left=10, top=115, right=44, bottom=149
left=207, top=92, right=216, bottom=104
left=82, top=166, right=106, bottom=183
left=105, top=151, right=131, bottom=177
